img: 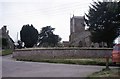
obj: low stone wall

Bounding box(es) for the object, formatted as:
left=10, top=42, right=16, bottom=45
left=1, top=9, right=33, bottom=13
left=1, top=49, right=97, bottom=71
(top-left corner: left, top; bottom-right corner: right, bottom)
left=13, top=47, right=113, bottom=60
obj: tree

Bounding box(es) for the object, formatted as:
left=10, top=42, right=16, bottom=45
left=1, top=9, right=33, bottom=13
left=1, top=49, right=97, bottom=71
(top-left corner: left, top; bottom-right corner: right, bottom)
left=37, top=26, right=61, bottom=47
left=84, top=1, right=120, bottom=47
left=20, top=24, right=38, bottom=48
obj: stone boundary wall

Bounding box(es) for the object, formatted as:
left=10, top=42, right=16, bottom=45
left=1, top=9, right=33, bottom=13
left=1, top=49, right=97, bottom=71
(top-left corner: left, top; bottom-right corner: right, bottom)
left=13, top=47, right=113, bottom=60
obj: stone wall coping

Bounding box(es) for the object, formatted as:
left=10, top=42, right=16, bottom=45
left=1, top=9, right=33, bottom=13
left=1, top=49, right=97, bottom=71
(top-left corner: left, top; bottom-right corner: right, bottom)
left=15, top=47, right=113, bottom=51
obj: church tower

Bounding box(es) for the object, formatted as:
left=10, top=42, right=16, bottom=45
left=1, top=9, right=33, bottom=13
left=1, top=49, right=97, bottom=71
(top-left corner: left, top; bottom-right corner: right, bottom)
left=69, top=15, right=85, bottom=43
left=69, top=15, right=91, bottom=47
left=70, top=15, right=84, bottom=34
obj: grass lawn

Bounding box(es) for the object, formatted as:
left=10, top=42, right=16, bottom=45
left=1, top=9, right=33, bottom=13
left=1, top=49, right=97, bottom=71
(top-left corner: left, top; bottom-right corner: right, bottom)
left=87, top=68, right=120, bottom=79
left=0, top=49, right=13, bottom=56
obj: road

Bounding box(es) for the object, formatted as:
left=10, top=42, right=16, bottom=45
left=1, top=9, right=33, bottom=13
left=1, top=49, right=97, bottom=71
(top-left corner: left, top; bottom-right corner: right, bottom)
left=1, top=55, right=105, bottom=77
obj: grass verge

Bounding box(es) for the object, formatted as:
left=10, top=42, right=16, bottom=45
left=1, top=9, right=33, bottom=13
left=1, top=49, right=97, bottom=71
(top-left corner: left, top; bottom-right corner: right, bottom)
left=1, top=49, right=13, bottom=56
left=87, top=68, right=120, bottom=79
left=16, top=58, right=116, bottom=66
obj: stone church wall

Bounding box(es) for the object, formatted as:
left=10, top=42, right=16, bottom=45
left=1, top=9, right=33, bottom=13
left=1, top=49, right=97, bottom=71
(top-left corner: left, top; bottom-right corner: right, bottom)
left=13, top=48, right=112, bottom=60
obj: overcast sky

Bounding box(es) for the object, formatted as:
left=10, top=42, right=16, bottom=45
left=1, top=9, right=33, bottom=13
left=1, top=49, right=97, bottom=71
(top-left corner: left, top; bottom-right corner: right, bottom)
left=0, top=0, right=103, bottom=42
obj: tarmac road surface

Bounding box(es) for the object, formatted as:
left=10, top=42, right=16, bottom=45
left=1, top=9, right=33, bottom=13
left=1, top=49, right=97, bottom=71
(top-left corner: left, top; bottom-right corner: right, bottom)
left=1, top=55, right=105, bottom=77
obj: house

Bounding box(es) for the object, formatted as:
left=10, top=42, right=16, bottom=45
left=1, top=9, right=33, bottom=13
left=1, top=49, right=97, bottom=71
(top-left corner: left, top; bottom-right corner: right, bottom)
left=0, top=26, right=14, bottom=49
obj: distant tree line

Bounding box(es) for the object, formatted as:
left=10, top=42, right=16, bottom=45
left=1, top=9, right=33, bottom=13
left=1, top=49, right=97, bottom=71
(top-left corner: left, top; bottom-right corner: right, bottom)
left=18, top=24, right=61, bottom=48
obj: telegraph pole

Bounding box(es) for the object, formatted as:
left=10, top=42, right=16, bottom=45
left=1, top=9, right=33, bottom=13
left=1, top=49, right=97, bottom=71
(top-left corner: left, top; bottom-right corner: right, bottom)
left=17, top=32, right=18, bottom=42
